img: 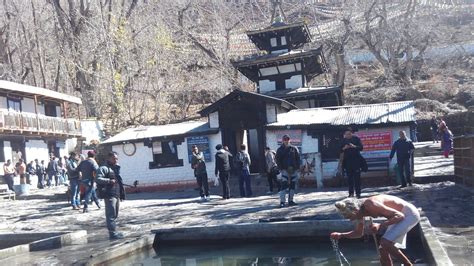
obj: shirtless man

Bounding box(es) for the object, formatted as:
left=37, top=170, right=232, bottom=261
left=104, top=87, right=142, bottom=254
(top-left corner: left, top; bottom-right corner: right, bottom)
left=330, top=195, right=420, bottom=266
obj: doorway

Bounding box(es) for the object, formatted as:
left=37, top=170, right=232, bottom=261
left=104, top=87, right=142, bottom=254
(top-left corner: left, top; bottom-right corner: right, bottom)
left=10, top=140, right=26, bottom=162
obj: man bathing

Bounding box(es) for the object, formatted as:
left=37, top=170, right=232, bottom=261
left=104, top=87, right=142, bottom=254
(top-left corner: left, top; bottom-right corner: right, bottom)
left=330, top=195, right=420, bottom=266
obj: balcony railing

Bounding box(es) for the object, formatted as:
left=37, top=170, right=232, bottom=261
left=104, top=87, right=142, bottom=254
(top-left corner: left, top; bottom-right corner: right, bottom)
left=0, top=109, right=81, bottom=136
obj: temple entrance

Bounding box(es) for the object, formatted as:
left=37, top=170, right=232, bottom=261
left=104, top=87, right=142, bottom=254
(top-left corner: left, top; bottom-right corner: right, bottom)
left=221, top=128, right=263, bottom=173
left=199, top=90, right=296, bottom=174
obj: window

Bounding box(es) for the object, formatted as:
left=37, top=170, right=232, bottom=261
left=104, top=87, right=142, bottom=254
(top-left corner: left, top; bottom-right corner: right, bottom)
left=270, top=37, right=277, bottom=47
left=149, top=140, right=183, bottom=169
left=44, top=102, right=58, bottom=117
left=7, top=97, right=21, bottom=112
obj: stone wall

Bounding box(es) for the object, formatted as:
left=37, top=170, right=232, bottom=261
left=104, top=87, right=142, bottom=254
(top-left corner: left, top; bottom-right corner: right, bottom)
left=454, top=134, right=474, bottom=186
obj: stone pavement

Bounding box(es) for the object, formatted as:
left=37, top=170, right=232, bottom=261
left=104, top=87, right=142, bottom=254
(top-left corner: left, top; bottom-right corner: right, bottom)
left=413, top=141, right=455, bottom=178
left=0, top=181, right=473, bottom=265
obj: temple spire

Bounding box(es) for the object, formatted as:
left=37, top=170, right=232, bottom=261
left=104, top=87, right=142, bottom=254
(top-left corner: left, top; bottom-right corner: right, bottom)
left=270, top=0, right=287, bottom=25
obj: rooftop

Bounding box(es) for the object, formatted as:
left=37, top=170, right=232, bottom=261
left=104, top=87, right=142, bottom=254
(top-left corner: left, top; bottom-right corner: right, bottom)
left=102, top=121, right=218, bottom=145
left=233, top=47, right=326, bottom=82
left=199, top=89, right=296, bottom=117
left=246, top=21, right=312, bottom=52
left=267, top=101, right=416, bottom=128
left=0, top=80, right=82, bottom=105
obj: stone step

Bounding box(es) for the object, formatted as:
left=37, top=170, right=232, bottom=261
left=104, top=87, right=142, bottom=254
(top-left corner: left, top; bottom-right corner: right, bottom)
left=0, top=191, right=15, bottom=200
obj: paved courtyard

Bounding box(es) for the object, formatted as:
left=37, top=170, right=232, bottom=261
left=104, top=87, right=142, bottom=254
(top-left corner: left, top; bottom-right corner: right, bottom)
left=0, top=180, right=473, bottom=265
left=0, top=142, right=471, bottom=265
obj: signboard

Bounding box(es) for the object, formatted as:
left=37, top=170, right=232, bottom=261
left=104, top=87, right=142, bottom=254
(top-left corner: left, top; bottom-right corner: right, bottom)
left=357, top=131, right=392, bottom=158
left=187, top=136, right=211, bottom=163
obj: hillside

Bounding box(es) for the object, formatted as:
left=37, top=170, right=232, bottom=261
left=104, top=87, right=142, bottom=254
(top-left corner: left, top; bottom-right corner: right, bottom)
left=0, top=0, right=472, bottom=135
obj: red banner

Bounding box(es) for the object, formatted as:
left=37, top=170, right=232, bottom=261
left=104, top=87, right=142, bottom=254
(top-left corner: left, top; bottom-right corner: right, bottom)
left=357, top=131, right=392, bottom=151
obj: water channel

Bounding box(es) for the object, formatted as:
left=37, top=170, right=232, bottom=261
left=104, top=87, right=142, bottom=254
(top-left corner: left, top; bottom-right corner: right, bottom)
left=114, top=237, right=427, bottom=266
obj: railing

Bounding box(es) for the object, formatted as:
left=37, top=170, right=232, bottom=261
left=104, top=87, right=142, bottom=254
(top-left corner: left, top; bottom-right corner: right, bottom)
left=0, top=109, right=81, bottom=136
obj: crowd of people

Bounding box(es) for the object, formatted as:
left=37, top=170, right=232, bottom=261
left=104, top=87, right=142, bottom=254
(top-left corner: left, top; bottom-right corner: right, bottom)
left=191, top=134, right=302, bottom=208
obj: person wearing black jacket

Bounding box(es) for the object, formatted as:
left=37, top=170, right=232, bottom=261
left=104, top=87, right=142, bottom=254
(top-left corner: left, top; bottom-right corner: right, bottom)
left=390, top=131, right=415, bottom=188
left=340, top=128, right=364, bottom=198
left=96, top=152, right=125, bottom=240
left=275, top=135, right=301, bottom=208
left=66, top=152, right=81, bottom=210
left=214, top=144, right=231, bottom=199
left=191, top=145, right=209, bottom=201
left=35, top=159, right=45, bottom=189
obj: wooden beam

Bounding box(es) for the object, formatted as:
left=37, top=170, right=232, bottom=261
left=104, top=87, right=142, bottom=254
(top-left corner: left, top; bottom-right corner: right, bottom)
left=63, top=102, right=68, bottom=119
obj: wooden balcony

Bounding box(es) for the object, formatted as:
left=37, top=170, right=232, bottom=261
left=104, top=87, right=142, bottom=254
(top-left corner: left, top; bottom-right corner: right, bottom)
left=0, top=109, right=81, bottom=137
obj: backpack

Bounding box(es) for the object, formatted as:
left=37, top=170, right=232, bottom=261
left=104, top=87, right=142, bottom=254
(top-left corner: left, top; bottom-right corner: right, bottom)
left=233, top=152, right=245, bottom=170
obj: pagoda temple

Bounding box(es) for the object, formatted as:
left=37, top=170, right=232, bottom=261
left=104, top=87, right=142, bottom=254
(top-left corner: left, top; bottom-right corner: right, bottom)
left=232, top=2, right=343, bottom=108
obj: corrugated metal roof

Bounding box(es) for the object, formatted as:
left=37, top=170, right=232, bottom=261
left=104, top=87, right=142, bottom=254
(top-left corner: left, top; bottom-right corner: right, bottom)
left=102, top=121, right=216, bottom=144
left=0, top=80, right=82, bottom=104
left=267, top=101, right=415, bottom=127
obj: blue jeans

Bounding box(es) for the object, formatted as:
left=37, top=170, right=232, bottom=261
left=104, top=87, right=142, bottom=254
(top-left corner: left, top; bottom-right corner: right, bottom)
left=105, top=197, right=120, bottom=235
left=47, top=172, right=56, bottom=186
left=239, top=169, right=252, bottom=197
left=83, top=182, right=100, bottom=209
left=70, top=179, right=81, bottom=206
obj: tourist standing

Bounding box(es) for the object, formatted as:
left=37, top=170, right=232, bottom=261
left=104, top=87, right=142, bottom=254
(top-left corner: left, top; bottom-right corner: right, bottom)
left=18, top=159, right=27, bottom=185
left=264, top=146, right=279, bottom=194
left=389, top=131, right=415, bottom=188
left=46, top=156, right=58, bottom=187
left=96, top=152, right=125, bottom=240
left=77, top=151, right=100, bottom=212
left=214, top=144, right=231, bottom=199
left=430, top=117, right=439, bottom=143
left=441, top=127, right=453, bottom=158
left=330, top=195, right=420, bottom=266
left=339, top=128, right=364, bottom=198
left=67, top=152, right=81, bottom=210
left=26, top=160, right=36, bottom=185
left=275, top=134, right=301, bottom=207
left=35, top=159, right=45, bottom=189
left=2, top=159, right=15, bottom=191
left=236, top=144, right=252, bottom=197
left=191, top=145, right=209, bottom=201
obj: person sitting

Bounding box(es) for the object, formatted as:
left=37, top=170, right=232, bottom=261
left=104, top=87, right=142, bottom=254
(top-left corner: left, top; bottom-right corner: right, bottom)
left=330, top=195, right=420, bottom=266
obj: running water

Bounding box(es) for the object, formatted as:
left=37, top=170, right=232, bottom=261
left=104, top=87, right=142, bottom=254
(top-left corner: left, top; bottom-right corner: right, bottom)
left=331, top=238, right=351, bottom=265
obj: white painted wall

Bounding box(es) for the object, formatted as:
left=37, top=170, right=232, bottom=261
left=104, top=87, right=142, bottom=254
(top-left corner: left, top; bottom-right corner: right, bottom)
left=112, top=132, right=222, bottom=186
left=266, top=104, right=277, bottom=123
left=209, top=112, right=219, bottom=128
left=0, top=141, right=13, bottom=173
left=24, top=140, right=49, bottom=163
